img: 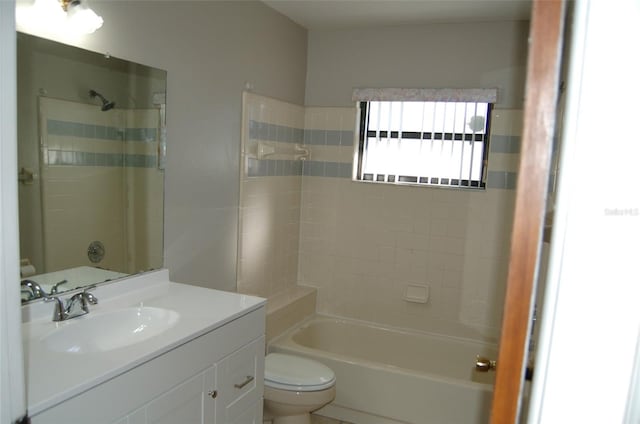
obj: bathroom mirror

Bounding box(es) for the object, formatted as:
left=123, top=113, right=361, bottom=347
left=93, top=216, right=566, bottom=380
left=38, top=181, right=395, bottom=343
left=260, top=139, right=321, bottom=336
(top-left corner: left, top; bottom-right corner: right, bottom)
left=17, top=32, right=167, bottom=303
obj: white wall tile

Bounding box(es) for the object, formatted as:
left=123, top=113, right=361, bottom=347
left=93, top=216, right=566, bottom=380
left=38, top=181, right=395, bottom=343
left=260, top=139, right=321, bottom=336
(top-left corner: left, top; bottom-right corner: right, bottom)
left=239, top=97, right=521, bottom=341
left=238, top=95, right=304, bottom=298
left=296, top=109, right=522, bottom=341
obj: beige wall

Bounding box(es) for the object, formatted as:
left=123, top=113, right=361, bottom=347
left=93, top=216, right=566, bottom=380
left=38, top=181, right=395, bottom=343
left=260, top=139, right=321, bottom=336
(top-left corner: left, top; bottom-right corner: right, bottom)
left=17, top=0, right=309, bottom=291
left=305, top=21, right=529, bottom=108
left=300, top=22, right=529, bottom=341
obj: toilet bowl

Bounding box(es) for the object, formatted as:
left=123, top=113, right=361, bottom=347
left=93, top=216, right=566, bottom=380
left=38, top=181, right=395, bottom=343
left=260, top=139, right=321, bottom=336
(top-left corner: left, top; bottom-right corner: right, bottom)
left=264, top=353, right=336, bottom=424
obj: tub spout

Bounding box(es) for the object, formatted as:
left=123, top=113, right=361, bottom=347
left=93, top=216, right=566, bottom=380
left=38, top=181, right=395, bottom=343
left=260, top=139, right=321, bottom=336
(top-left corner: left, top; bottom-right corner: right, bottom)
left=475, top=356, right=497, bottom=372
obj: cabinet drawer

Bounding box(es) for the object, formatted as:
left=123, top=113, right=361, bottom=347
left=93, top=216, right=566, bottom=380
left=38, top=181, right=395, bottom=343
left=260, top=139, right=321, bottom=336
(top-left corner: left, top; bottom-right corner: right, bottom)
left=217, top=336, right=265, bottom=422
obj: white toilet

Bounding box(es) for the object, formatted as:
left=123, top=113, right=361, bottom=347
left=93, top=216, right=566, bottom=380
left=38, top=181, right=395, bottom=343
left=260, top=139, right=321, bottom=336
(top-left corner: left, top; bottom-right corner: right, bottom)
left=263, top=353, right=336, bottom=424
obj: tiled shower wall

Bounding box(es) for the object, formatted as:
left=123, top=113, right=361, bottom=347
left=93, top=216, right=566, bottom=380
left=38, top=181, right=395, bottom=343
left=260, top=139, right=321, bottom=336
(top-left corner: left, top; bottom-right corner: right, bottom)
left=39, top=97, right=163, bottom=274
left=237, top=93, right=305, bottom=297
left=123, top=109, right=165, bottom=274
left=298, top=107, right=522, bottom=342
left=238, top=94, right=522, bottom=342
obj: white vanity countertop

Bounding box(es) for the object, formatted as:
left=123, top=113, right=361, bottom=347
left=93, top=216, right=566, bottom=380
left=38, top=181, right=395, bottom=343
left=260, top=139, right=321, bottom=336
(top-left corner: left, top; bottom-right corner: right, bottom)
left=22, top=270, right=266, bottom=416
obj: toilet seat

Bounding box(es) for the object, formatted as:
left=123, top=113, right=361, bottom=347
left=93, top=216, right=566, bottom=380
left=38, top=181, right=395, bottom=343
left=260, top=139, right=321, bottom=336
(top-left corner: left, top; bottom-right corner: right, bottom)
left=265, top=353, right=336, bottom=392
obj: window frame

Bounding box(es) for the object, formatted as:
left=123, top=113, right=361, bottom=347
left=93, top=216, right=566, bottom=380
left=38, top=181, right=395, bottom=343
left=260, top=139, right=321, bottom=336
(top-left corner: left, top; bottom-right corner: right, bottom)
left=352, top=91, right=496, bottom=190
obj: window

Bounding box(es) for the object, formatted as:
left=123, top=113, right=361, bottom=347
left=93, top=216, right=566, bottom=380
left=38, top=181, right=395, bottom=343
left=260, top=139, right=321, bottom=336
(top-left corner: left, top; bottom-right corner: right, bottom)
left=353, top=89, right=496, bottom=189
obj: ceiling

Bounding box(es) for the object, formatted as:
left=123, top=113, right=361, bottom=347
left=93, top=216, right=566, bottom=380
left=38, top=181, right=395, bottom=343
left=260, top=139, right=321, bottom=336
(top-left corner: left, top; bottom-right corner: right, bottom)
left=262, top=0, right=532, bottom=30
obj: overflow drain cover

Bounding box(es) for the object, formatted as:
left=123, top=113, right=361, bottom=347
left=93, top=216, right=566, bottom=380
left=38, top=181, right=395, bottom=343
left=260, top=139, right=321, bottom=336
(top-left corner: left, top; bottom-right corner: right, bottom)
left=87, top=241, right=105, bottom=263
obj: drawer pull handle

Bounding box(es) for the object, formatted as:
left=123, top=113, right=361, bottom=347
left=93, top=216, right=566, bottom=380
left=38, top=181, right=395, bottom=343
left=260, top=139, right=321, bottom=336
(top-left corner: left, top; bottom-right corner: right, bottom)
left=208, top=390, right=218, bottom=399
left=234, top=375, right=254, bottom=389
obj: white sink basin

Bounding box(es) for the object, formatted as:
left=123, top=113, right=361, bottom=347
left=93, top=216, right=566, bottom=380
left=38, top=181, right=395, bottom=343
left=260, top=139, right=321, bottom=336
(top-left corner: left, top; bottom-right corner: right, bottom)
left=42, top=307, right=180, bottom=354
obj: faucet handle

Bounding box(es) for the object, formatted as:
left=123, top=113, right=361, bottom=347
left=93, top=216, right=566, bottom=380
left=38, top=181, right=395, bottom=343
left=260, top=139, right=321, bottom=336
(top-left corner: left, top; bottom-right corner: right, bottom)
left=50, top=279, right=68, bottom=295
left=83, top=286, right=98, bottom=305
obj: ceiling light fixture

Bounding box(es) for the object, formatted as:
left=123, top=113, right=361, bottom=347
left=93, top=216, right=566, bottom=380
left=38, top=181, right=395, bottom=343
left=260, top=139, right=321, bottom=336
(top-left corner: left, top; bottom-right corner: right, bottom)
left=59, top=0, right=103, bottom=34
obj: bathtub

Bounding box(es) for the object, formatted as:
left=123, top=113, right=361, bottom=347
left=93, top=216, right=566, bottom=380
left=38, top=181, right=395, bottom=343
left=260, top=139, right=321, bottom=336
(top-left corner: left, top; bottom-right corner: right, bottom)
left=269, top=316, right=497, bottom=424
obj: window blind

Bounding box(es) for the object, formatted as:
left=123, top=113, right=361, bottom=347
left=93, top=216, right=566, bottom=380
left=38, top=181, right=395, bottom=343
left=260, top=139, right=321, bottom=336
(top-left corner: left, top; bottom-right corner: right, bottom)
left=354, top=89, right=496, bottom=188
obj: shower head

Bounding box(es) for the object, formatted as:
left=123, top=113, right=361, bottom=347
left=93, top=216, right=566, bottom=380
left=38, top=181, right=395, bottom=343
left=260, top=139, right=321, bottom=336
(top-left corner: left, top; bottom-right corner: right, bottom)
left=89, top=89, right=115, bottom=111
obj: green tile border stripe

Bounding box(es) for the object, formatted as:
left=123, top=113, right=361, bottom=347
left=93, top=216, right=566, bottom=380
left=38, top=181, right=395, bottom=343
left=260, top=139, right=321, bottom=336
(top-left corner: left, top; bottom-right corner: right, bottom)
left=247, top=158, right=303, bottom=177
left=303, top=160, right=352, bottom=178
left=247, top=158, right=352, bottom=178
left=248, top=120, right=304, bottom=144
left=47, top=149, right=157, bottom=168
left=304, top=129, right=354, bottom=146
left=247, top=158, right=516, bottom=188
left=248, top=119, right=355, bottom=147
left=124, top=127, right=158, bottom=142
left=47, top=119, right=157, bottom=142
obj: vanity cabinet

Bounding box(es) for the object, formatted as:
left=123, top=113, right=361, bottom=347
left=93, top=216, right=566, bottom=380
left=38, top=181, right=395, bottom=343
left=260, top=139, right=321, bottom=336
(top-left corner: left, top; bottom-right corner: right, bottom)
left=30, top=306, right=265, bottom=424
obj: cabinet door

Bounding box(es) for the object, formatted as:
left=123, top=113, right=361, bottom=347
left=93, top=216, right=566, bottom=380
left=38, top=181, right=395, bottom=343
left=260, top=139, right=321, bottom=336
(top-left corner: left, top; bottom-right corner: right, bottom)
left=123, top=366, right=217, bottom=424
left=216, top=337, right=264, bottom=424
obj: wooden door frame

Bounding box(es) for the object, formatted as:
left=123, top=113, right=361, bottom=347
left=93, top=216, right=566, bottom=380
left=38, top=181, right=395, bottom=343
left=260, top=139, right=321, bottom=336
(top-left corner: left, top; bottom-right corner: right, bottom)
left=490, top=0, right=565, bottom=422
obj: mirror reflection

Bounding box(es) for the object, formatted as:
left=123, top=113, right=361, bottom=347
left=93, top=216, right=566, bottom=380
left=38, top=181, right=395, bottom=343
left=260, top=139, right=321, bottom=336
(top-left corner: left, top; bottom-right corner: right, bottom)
left=17, top=33, right=166, bottom=303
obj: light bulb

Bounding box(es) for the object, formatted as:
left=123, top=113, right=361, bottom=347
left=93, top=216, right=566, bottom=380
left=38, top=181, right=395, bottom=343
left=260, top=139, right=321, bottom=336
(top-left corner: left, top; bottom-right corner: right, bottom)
left=66, top=0, right=104, bottom=34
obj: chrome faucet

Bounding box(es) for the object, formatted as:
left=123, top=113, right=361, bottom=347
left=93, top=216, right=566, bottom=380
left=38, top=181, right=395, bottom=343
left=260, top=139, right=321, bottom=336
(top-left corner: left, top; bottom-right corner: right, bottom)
left=21, top=279, right=46, bottom=300
left=21, top=279, right=71, bottom=303
left=45, top=287, right=99, bottom=322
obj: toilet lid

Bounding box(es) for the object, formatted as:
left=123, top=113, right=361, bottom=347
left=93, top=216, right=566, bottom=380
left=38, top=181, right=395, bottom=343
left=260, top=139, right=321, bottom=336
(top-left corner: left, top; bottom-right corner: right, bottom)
left=265, top=353, right=335, bottom=391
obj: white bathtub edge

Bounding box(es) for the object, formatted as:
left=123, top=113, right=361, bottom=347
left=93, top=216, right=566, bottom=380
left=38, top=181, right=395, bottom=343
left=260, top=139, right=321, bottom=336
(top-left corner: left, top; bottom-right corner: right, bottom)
left=269, top=314, right=494, bottom=424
